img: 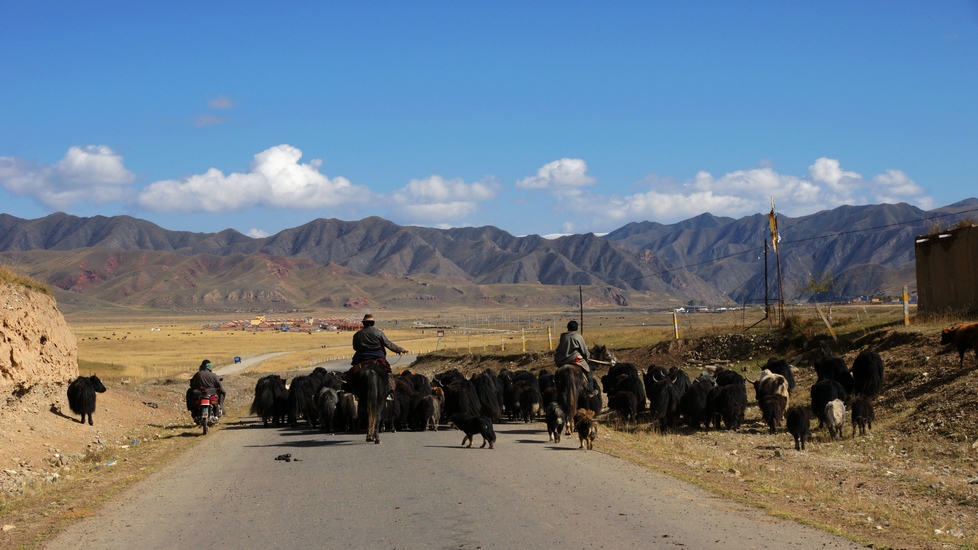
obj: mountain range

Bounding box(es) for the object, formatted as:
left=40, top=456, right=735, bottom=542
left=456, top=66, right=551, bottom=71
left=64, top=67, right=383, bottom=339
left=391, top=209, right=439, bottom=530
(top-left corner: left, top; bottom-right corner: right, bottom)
left=1, top=199, right=976, bottom=313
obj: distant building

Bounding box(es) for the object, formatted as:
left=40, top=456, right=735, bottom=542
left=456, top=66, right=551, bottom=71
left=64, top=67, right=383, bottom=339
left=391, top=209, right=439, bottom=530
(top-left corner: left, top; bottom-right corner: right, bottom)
left=915, top=225, right=978, bottom=314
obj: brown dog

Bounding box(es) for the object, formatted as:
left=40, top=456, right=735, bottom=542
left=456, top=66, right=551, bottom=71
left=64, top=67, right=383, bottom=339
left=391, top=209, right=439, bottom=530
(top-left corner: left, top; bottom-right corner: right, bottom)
left=574, top=409, right=598, bottom=450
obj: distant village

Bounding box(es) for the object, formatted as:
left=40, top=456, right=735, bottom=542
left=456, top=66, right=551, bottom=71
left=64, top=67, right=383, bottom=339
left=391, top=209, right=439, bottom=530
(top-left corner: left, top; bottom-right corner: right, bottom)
left=211, top=315, right=364, bottom=332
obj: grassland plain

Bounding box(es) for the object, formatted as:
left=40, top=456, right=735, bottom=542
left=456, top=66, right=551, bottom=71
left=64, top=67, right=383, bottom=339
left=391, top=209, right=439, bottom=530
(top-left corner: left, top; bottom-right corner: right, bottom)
left=2, top=304, right=976, bottom=549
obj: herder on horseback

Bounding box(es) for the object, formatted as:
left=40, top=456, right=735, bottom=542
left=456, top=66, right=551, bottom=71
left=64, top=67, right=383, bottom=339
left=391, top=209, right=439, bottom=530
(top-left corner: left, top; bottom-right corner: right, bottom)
left=347, top=313, right=410, bottom=396
left=555, top=320, right=596, bottom=395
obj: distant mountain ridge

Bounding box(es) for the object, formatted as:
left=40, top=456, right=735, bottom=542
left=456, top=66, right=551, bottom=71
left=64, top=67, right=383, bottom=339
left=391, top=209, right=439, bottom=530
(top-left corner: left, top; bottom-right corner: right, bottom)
left=2, top=199, right=976, bottom=311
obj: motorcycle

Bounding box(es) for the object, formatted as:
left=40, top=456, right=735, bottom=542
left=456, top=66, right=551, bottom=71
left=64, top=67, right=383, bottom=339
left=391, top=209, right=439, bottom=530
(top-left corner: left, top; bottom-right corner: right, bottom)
left=191, top=389, right=224, bottom=435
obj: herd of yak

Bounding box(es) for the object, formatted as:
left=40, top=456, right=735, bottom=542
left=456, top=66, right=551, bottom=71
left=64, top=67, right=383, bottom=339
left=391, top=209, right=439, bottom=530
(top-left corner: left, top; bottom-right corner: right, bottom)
left=246, top=345, right=892, bottom=452
left=61, top=321, right=978, bottom=451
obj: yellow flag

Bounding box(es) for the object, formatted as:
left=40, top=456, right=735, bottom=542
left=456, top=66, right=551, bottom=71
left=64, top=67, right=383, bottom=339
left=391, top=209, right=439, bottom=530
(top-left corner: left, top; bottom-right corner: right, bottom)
left=768, top=199, right=780, bottom=252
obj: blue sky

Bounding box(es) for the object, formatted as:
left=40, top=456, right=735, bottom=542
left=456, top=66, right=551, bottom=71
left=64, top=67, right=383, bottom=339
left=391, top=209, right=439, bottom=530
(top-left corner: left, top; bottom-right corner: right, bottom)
left=1, top=2, right=976, bottom=238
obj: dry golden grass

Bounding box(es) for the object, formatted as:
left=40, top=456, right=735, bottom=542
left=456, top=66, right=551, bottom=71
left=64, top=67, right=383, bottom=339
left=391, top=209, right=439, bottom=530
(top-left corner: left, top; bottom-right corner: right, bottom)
left=0, top=266, right=51, bottom=295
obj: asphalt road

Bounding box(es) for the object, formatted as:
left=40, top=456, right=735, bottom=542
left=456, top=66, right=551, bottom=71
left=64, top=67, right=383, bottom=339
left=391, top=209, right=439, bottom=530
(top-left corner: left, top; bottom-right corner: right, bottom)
left=46, top=414, right=864, bottom=549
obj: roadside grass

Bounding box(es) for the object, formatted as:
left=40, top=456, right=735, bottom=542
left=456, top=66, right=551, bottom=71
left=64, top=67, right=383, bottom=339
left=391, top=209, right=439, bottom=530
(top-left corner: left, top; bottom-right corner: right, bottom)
left=0, top=267, right=51, bottom=295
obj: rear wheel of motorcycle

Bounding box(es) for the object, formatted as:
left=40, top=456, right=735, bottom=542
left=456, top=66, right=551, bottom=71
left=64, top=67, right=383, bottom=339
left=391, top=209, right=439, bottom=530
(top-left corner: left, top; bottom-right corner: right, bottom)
left=202, top=407, right=209, bottom=435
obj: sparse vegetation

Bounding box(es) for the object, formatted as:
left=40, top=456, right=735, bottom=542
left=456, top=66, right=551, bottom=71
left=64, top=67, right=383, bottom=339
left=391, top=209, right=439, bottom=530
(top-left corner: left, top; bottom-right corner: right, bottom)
left=0, top=267, right=51, bottom=295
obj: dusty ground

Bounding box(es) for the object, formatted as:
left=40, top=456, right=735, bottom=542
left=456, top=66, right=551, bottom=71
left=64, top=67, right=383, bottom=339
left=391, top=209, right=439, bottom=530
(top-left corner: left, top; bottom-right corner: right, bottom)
left=2, top=323, right=978, bottom=549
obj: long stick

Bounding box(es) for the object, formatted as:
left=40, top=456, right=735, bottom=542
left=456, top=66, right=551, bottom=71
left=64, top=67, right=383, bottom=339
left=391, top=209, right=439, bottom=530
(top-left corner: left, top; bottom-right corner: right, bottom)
left=579, top=285, right=584, bottom=335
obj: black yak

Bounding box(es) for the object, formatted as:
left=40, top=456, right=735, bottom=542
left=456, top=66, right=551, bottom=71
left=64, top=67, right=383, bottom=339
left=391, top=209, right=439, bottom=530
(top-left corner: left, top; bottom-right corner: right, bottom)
left=602, top=363, right=647, bottom=413
left=555, top=364, right=586, bottom=435
left=679, top=376, right=715, bottom=430
left=250, top=374, right=288, bottom=427
left=786, top=406, right=811, bottom=451
left=646, top=368, right=682, bottom=432
left=67, top=375, right=107, bottom=425
left=814, top=356, right=855, bottom=395
left=851, top=396, right=875, bottom=437
left=707, top=367, right=747, bottom=431
left=608, top=390, right=639, bottom=422
left=851, top=349, right=884, bottom=398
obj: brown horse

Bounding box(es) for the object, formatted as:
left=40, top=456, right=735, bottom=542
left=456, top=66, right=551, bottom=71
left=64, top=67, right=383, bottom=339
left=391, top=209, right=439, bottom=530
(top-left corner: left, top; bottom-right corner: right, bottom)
left=351, top=363, right=392, bottom=444
left=555, top=364, right=586, bottom=435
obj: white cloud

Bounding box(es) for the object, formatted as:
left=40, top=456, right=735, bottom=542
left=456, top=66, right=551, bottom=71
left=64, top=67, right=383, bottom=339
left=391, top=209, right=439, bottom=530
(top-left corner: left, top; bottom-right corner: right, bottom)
left=390, top=175, right=501, bottom=224
left=0, top=145, right=135, bottom=210
left=209, top=95, right=234, bottom=109
left=137, top=144, right=370, bottom=213
left=194, top=114, right=229, bottom=127
left=246, top=228, right=269, bottom=238
left=515, top=158, right=597, bottom=190
left=536, top=157, right=935, bottom=231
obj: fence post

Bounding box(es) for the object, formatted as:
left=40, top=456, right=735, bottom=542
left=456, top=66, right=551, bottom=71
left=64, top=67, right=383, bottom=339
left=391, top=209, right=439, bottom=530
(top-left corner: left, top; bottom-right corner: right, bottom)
left=673, top=311, right=679, bottom=340
left=903, top=285, right=910, bottom=326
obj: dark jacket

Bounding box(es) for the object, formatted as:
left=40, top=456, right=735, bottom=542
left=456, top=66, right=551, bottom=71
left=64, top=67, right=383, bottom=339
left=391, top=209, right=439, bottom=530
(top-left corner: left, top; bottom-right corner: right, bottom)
left=190, top=369, right=223, bottom=394
left=352, top=325, right=405, bottom=365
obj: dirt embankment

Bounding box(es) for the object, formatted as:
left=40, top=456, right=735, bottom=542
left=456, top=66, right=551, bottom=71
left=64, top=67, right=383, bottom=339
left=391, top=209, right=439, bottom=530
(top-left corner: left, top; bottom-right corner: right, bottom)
left=1, top=282, right=77, bottom=395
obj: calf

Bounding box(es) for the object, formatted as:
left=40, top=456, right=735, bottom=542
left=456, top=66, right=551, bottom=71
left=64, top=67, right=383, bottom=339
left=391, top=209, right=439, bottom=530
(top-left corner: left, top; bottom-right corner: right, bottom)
left=759, top=394, right=787, bottom=434
left=786, top=406, right=811, bottom=450
left=420, top=394, right=442, bottom=431
left=336, top=391, right=359, bottom=432
left=941, top=322, right=978, bottom=367
left=316, top=387, right=339, bottom=433
left=67, top=375, right=107, bottom=426
left=810, top=379, right=847, bottom=428
left=851, top=397, right=875, bottom=437
left=825, top=399, right=846, bottom=440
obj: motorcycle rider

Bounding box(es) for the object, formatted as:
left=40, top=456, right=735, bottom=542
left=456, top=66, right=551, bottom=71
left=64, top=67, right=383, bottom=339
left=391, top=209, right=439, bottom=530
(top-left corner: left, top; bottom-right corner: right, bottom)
left=189, top=359, right=225, bottom=422
left=555, top=320, right=597, bottom=395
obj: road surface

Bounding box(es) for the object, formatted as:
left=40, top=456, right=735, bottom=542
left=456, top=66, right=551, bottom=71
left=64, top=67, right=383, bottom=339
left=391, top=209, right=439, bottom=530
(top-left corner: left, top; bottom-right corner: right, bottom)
left=46, top=415, right=863, bottom=549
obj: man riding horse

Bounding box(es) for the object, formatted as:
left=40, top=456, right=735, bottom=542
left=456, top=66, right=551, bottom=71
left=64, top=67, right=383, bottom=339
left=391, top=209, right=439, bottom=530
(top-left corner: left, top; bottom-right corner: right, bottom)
left=555, top=320, right=596, bottom=395
left=347, top=313, right=411, bottom=397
